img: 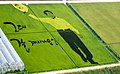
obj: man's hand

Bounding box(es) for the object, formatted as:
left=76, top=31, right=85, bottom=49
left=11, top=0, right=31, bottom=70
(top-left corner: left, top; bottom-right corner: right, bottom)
left=12, top=4, right=29, bottom=13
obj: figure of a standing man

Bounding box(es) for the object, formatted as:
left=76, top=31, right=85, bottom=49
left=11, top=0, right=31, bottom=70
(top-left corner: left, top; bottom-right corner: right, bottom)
left=12, top=4, right=98, bottom=64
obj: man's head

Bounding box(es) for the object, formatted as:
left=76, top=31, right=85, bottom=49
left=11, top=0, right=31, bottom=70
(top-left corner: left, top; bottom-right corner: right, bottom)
left=43, top=10, right=56, bottom=19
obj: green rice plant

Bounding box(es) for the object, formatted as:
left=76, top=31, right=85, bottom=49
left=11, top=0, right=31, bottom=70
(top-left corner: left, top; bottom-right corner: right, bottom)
left=71, top=2, right=120, bottom=59
left=0, top=4, right=117, bottom=73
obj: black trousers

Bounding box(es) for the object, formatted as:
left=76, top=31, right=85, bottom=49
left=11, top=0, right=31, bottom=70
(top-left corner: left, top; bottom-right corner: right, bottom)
left=57, top=29, right=97, bottom=64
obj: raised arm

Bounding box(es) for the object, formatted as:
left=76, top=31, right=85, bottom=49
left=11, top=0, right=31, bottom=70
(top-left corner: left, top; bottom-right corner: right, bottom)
left=12, top=4, right=41, bottom=21
left=28, top=14, right=39, bottom=21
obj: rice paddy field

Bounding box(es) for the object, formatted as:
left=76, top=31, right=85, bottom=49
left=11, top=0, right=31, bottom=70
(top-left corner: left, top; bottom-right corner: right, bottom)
left=71, top=2, right=120, bottom=58
left=0, top=4, right=117, bottom=73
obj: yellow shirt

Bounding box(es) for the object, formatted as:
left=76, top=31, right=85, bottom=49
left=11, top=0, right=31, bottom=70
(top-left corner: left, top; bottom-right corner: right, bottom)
left=12, top=4, right=80, bottom=34
left=28, top=14, right=80, bottom=34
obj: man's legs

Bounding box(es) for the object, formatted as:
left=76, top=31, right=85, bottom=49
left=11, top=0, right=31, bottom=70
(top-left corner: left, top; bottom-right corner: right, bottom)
left=57, top=30, right=87, bottom=62
left=69, top=31, right=98, bottom=64
left=66, top=41, right=87, bottom=62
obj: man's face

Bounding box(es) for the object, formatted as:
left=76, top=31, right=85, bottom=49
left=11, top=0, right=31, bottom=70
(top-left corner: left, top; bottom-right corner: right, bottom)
left=46, top=12, right=55, bottom=19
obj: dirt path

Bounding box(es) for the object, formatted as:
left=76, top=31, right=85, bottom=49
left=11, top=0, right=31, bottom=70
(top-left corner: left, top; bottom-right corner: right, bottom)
left=39, top=62, right=120, bottom=74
